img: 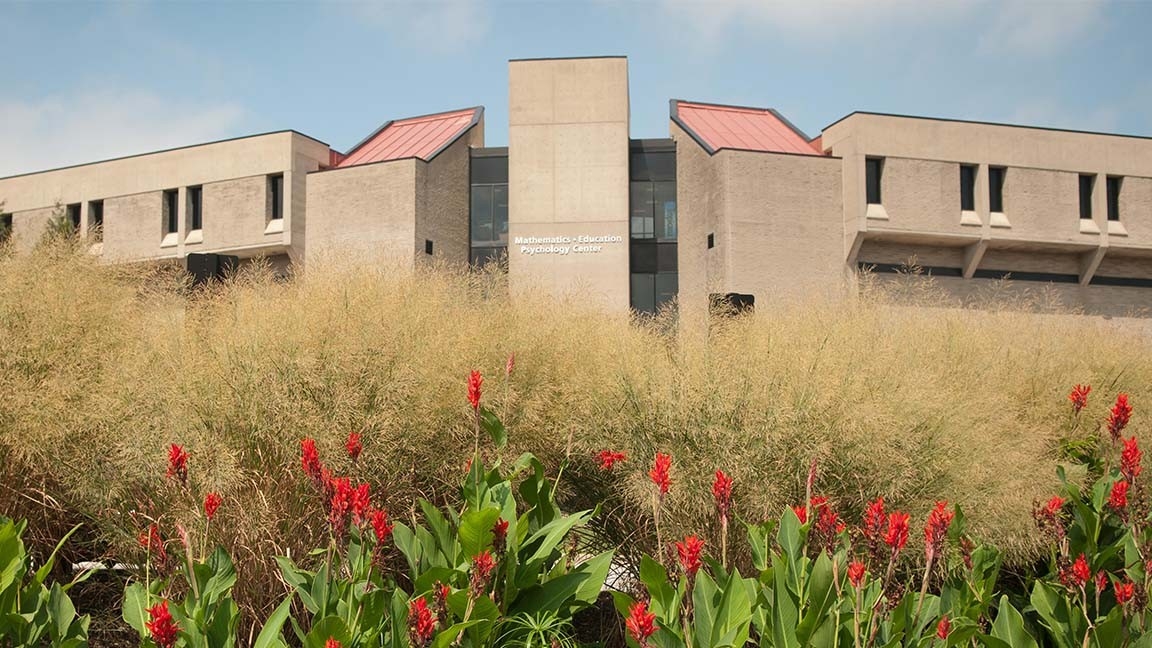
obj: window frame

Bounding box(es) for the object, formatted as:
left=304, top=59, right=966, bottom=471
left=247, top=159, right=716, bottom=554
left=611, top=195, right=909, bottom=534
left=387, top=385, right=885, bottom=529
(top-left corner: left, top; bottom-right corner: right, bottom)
left=88, top=200, right=104, bottom=242
left=268, top=174, right=284, bottom=221
left=188, top=186, right=203, bottom=231
left=1106, top=176, right=1122, bottom=222
left=162, top=190, right=179, bottom=234
left=1079, top=174, right=1095, bottom=221
left=959, top=164, right=976, bottom=212
left=988, top=166, right=1006, bottom=213
left=865, top=157, right=883, bottom=205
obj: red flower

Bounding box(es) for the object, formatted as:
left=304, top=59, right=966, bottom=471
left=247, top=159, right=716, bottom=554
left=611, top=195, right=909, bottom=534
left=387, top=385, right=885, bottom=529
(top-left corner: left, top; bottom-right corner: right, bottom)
left=325, top=639, right=341, bottom=648
left=1107, top=393, right=1132, bottom=442
left=203, top=492, right=222, bottom=521
left=936, top=615, right=951, bottom=640
left=924, top=501, right=954, bottom=559
left=138, top=523, right=167, bottom=566
left=1069, top=384, right=1091, bottom=413
left=434, top=582, right=451, bottom=626
left=301, top=438, right=322, bottom=483
left=370, top=508, right=393, bottom=545
left=345, top=432, right=362, bottom=461
left=1045, top=496, right=1065, bottom=516
left=712, top=470, right=734, bottom=519
left=146, top=600, right=179, bottom=648
left=492, top=517, right=509, bottom=554
left=470, top=550, right=496, bottom=596
left=467, top=370, right=483, bottom=410
left=675, top=535, right=705, bottom=579
left=862, top=497, right=886, bottom=540
left=328, top=476, right=353, bottom=534
left=848, top=560, right=866, bottom=588
left=1071, top=554, right=1091, bottom=587
left=166, top=444, right=189, bottom=484
left=792, top=504, right=808, bottom=524
left=884, top=512, right=910, bottom=550
left=626, top=601, right=658, bottom=648
left=1121, top=436, right=1143, bottom=482
left=351, top=482, right=372, bottom=524
left=1116, top=580, right=1135, bottom=604
left=649, top=453, right=672, bottom=497
left=1109, top=479, right=1129, bottom=510
left=813, top=497, right=845, bottom=537
left=1095, top=570, right=1108, bottom=593
left=408, top=598, right=436, bottom=648
left=597, top=450, right=627, bottom=471
left=505, top=353, right=515, bottom=378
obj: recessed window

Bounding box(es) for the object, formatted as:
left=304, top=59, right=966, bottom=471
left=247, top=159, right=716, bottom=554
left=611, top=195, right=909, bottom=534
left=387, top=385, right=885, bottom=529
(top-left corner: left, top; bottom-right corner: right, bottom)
left=1107, top=176, right=1122, bottom=222
left=1079, top=174, right=1095, bottom=220
left=66, top=203, right=81, bottom=232
left=0, top=213, right=12, bottom=244
left=707, top=233, right=715, bottom=249
left=188, top=186, right=203, bottom=231
left=959, top=165, right=976, bottom=212
left=425, top=239, right=433, bottom=255
left=865, top=158, right=883, bottom=205
left=988, top=166, right=1006, bottom=213
left=163, top=189, right=179, bottom=234
left=268, top=174, right=284, bottom=221
left=89, top=200, right=104, bottom=242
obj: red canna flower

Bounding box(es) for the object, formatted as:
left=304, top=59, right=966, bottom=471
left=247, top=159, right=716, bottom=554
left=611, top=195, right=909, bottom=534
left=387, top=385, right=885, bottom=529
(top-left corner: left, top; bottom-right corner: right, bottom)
left=203, top=492, right=222, bottom=521
left=325, top=639, right=341, bottom=648
left=1107, top=393, right=1132, bottom=442
left=408, top=598, right=436, bottom=648
left=675, top=535, right=705, bottom=579
left=467, top=370, right=483, bottom=410
left=370, top=508, right=393, bottom=545
left=1121, top=436, right=1143, bottom=482
left=350, top=482, right=372, bottom=524
left=138, top=523, right=167, bottom=567
left=301, top=438, right=322, bottom=483
left=792, top=504, right=808, bottom=524
left=1045, top=496, right=1065, bottom=516
left=434, top=582, right=451, bottom=627
left=470, top=551, right=496, bottom=597
left=814, top=499, right=845, bottom=537
left=166, top=444, right=189, bottom=485
left=345, top=432, right=362, bottom=461
left=492, top=518, right=509, bottom=554
left=848, top=561, right=866, bottom=588
left=505, top=353, right=515, bottom=378
left=145, top=600, right=179, bottom=648
left=1071, top=554, right=1091, bottom=588
left=1115, top=580, right=1135, bottom=604
left=936, top=615, right=951, bottom=640
left=862, top=497, right=886, bottom=540
left=597, top=450, right=627, bottom=471
left=327, top=476, right=353, bottom=534
left=1095, top=570, right=1108, bottom=593
left=649, top=453, right=672, bottom=497
left=924, top=501, right=954, bottom=560
left=712, top=470, right=734, bottom=520
left=1069, top=384, right=1091, bottom=413
left=1109, top=479, right=1129, bottom=510
left=884, top=512, right=910, bottom=551
left=626, top=601, right=658, bottom=648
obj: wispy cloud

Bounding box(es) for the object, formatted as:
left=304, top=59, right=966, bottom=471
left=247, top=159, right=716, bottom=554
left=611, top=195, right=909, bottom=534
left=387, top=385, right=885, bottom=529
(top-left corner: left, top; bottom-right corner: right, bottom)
left=337, top=0, right=490, bottom=52
left=0, top=89, right=243, bottom=177
left=979, top=0, right=1107, bottom=57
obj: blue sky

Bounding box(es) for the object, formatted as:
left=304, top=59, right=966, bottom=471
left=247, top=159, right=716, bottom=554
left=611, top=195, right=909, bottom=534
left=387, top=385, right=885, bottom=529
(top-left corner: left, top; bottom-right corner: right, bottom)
left=1, top=0, right=1150, bottom=176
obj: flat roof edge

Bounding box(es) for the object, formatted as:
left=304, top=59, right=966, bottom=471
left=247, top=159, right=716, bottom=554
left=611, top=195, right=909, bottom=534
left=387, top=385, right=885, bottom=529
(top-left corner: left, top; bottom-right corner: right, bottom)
left=0, top=129, right=329, bottom=182
left=823, top=111, right=1152, bottom=142
left=509, top=55, right=627, bottom=62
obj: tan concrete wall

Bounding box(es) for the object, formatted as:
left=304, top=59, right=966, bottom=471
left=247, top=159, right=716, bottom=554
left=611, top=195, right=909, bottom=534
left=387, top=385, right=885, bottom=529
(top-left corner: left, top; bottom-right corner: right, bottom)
left=1116, top=176, right=1152, bottom=247
left=199, top=176, right=274, bottom=252
left=720, top=150, right=846, bottom=304
left=878, top=158, right=972, bottom=236
left=103, top=192, right=167, bottom=261
left=414, top=125, right=482, bottom=267
left=996, top=168, right=1085, bottom=245
left=856, top=240, right=966, bottom=268
left=303, top=160, right=418, bottom=269
left=672, top=123, right=727, bottom=321
left=507, top=57, right=631, bottom=312
left=9, top=206, right=58, bottom=253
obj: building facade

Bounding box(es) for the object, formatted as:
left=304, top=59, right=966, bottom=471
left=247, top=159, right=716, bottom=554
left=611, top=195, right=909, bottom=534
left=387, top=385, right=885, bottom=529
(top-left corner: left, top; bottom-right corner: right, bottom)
left=2, top=56, right=1151, bottom=318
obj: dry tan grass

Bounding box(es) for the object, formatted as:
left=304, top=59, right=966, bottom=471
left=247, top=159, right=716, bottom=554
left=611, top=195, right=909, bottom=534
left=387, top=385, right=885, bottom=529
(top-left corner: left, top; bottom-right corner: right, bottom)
left=1, top=242, right=1150, bottom=633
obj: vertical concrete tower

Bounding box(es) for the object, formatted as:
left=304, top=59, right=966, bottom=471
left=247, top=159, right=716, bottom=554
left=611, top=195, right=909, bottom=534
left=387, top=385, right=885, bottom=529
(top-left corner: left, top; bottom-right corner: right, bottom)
left=507, top=57, right=632, bottom=312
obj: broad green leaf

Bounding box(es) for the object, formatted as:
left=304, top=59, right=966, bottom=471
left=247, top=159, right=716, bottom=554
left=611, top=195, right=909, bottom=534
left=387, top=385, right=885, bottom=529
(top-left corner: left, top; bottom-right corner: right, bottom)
left=253, top=595, right=294, bottom=648
left=480, top=407, right=508, bottom=449
left=989, top=596, right=1038, bottom=648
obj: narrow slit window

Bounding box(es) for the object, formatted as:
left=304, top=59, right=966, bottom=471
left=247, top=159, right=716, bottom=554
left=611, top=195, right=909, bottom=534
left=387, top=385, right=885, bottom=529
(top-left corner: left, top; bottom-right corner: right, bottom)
left=1107, top=176, right=1122, bottom=222
left=268, top=174, right=284, bottom=221
left=163, top=189, right=179, bottom=234
left=865, top=158, right=883, bottom=205
left=959, top=165, right=976, bottom=211
left=89, top=200, right=104, bottom=241
left=66, top=203, right=81, bottom=231
left=188, top=186, right=203, bottom=231
left=988, top=166, right=1006, bottom=213
left=1079, top=174, right=1095, bottom=220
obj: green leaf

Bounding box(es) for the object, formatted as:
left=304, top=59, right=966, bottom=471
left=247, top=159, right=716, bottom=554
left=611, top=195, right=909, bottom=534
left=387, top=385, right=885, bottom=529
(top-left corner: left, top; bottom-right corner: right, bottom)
left=480, top=407, right=508, bottom=449
left=510, top=572, right=590, bottom=616
left=989, top=596, right=1038, bottom=648
left=48, top=583, right=76, bottom=642
left=572, top=551, right=613, bottom=607
left=253, top=595, right=294, bottom=648
left=305, top=615, right=352, bottom=648
left=35, top=523, right=82, bottom=586
left=459, top=507, right=502, bottom=560
left=520, top=511, right=592, bottom=565
left=122, top=582, right=148, bottom=636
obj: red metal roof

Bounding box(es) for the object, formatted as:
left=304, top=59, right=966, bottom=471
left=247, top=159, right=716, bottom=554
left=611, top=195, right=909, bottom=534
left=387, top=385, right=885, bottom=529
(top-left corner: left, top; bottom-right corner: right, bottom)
left=336, top=107, right=480, bottom=168
left=672, top=101, right=821, bottom=156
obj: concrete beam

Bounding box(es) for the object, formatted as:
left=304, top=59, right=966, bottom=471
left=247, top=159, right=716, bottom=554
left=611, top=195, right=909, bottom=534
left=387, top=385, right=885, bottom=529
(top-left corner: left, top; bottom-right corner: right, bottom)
left=1079, top=247, right=1107, bottom=286
left=962, top=238, right=989, bottom=279
left=846, top=229, right=864, bottom=266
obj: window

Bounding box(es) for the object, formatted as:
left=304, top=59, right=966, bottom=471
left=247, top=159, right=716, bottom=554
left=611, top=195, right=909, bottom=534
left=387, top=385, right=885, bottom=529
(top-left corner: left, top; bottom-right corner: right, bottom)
left=988, top=166, right=1006, bottom=213
left=1107, top=176, right=1122, bottom=222
left=89, top=200, right=104, bottom=241
left=188, top=186, right=203, bottom=230
left=163, top=189, right=179, bottom=234
left=1079, top=174, right=1095, bottom=220
left=0, top=213, right=11, bottom=244
left=865, top=158, right=883, bottom=205
left=268, top=174, right=284, bottom=221
left=424, top=240, right=433, bottom=255
left=66, top=203, right=81, bottom=232
left=469, top=150, right=509, bottom=267
left=959, top=165, right=976, bottom=212
left=707, top=233, right=714, bottom=249
left=629, top=143, right=678, bottom=314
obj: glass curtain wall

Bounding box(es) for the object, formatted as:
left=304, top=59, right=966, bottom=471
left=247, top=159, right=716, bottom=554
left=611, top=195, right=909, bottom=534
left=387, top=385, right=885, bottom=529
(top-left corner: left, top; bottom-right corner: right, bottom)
left=469, top=149, right=509, bottom=267
left=629, top=140, right=677, bottom=314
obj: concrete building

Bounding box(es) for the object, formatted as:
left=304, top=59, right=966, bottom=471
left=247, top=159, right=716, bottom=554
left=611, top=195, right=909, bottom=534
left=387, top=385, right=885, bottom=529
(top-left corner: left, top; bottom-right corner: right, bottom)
left=2, top=56, right=1151, bottom=318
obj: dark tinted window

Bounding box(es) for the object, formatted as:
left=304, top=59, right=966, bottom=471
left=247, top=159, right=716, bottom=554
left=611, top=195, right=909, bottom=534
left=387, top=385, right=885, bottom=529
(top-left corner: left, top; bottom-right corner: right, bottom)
left=163, top=190, right=178, bottom=234
left=1107, top=176, right=1122, bottom=221
left=189, top=186, right=203, bottom=230
left=0, top=213, right=12, bottom=244
left=865, top=158, right=882, bottom=205
left=960, top=165, right=976, bottom=211
left=630, top=182, right=654, bottom=239
left=988, top=167, right=1006, bottom=213
left=470, top=155, right=508, bottom=184
left=268, top=175, right=284, bottom=220
left=1079, top=174, right=1095, bottom=220
left=630, top=148, right=676, bottom=182
left=89, top=200, right=104, bottom=242
left=66, top=203, right=81, bottom=231
left=425, top=240, right=433, bottom=255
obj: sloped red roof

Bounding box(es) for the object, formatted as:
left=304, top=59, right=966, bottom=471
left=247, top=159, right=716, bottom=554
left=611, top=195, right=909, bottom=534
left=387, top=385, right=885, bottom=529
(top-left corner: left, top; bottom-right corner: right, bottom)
left=672, top=100, right=821, bottom=156
left=336, top=107, right=481, bottom=168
